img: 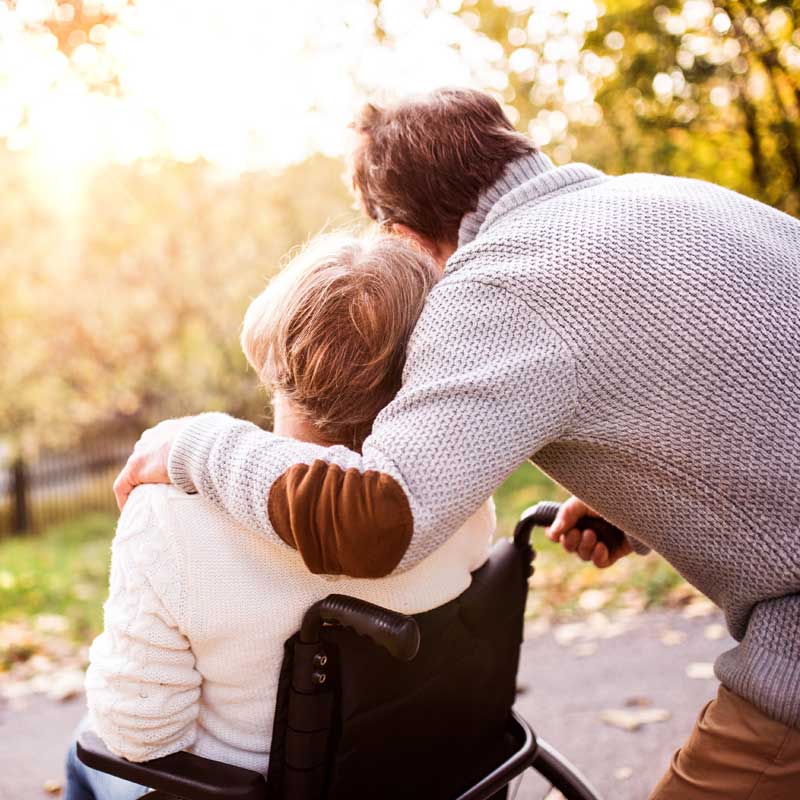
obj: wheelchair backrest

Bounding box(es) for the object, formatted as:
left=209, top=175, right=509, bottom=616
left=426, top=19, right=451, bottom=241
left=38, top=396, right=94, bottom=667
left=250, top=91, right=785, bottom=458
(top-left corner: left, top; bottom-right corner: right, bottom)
left=266, top=537, right=531, bottom=800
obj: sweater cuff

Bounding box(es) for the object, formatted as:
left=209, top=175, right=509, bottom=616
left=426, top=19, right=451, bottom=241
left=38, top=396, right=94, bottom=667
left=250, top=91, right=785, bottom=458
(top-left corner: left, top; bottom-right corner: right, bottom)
left=626, top=535, right=652, bottom=556
left=168, top=412, right=239, bottom=494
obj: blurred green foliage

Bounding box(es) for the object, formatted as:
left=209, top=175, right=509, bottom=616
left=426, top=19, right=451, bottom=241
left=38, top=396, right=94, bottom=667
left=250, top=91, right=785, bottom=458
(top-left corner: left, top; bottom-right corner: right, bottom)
left=449, top=0, right=800, bottom=214
left=1, top=0, right=797, bottom=456
left=0, top=512, right=114, bottom=642
left=0, top=153, right=356, bottom=453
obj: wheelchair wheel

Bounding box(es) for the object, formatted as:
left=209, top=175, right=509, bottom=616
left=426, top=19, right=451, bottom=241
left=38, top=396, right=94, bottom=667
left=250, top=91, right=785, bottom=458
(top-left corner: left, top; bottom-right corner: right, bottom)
left=528, top=738, right=601, bottom=800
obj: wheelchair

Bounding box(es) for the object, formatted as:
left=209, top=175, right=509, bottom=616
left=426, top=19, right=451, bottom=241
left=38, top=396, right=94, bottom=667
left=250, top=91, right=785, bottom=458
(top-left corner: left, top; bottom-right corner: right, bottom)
left=78, top=501, right=610, bottom=799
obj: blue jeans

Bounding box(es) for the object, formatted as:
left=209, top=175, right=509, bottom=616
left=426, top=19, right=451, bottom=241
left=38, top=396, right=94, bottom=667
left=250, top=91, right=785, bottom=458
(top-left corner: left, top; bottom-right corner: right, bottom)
left=65, top=720, right=150, bottom=800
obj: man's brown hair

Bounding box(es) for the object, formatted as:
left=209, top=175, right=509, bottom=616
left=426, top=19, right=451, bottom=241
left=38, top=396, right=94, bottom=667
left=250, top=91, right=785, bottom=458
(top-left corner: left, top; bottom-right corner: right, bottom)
left=351, top=87, right=535, bottom=245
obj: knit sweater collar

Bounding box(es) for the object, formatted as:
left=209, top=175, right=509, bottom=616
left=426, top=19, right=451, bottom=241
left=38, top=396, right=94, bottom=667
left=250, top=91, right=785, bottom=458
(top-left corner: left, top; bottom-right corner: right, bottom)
left=458, top=152, right=606, bottom=247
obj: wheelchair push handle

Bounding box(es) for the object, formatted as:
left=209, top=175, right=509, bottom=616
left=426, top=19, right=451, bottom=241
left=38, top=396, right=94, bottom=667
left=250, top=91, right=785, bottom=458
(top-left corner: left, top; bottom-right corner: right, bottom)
left=300, top=594, right=421, bottom=662
left=513, top=500, right=627, bottom=556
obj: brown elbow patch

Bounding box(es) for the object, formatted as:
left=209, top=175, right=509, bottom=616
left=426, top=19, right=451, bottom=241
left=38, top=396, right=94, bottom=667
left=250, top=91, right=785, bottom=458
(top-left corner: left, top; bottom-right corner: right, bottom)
left=267, top=460, right=413, bottom=578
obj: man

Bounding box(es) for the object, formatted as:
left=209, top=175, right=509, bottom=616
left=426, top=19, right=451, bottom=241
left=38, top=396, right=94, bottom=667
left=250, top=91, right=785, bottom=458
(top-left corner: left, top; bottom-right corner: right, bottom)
left=115, top=88, right=800, bottom=797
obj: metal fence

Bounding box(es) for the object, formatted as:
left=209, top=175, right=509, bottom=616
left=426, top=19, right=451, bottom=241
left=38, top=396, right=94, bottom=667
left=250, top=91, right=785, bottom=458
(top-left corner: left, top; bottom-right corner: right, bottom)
left=0, top=441, right=133, bottom=537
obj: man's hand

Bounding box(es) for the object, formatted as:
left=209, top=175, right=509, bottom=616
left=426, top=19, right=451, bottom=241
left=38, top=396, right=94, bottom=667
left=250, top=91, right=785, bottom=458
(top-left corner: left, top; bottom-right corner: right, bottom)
left=546, top=496, right=632, bottom=568
left=113, top=418, right=190, bottom=510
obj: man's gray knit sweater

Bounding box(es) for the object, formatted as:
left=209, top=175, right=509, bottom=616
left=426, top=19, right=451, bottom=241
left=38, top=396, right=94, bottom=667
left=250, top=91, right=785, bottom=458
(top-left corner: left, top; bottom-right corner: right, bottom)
left=169, top=152, right=800, bottom=727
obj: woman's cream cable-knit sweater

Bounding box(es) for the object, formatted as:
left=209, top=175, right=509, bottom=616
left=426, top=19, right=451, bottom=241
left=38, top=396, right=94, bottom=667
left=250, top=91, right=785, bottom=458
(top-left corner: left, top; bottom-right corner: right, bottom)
left=85, top=484, right=494, bottom=773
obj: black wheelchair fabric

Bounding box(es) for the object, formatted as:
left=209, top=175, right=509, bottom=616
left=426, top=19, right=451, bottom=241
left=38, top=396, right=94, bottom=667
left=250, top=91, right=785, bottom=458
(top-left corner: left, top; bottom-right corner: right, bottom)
left=266, top=539, right=530, bottom=800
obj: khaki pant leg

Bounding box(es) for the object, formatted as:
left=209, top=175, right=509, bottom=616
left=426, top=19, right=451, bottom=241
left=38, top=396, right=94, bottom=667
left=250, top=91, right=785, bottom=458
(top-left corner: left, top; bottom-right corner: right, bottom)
left=649, top=685, right=800, bottom=800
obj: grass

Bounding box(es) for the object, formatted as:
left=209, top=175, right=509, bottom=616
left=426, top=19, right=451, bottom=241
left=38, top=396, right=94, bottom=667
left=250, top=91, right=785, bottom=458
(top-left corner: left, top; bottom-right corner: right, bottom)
left=0, top=463, right=691, bottom=659
left=493, top=462, right=688, bottom=619
left=0, top=512, right=115, bottom=644
left=493, top=460, right=570, bottom=535
left=0, top=499, right=12, bottom=536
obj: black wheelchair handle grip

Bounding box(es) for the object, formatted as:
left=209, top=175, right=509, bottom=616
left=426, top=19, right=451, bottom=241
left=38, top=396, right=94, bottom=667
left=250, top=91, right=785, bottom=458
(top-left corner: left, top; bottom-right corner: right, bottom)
left=301, top=594, right=421, bottom=662
left=514, top=501, right=627, bottom=554
left=575, top=515, right=628, bottom=553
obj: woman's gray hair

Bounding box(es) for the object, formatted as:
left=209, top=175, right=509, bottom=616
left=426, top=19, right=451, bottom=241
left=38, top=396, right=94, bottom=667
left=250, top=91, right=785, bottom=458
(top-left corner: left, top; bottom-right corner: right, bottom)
left=241, top=230, right=440, bottom=449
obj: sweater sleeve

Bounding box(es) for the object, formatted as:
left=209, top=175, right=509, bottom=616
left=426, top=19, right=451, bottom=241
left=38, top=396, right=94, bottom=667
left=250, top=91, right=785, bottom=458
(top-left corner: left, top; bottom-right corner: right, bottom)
left=168, top=280, right=577, bottom=577
left=85, top=487, right=202, bottom=762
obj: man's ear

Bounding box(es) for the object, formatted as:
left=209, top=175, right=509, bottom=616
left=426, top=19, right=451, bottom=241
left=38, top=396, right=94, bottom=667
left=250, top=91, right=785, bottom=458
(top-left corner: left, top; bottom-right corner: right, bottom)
left=391, top=224, right=454, bottom=269
left=391, top=223, right=435, bottom=252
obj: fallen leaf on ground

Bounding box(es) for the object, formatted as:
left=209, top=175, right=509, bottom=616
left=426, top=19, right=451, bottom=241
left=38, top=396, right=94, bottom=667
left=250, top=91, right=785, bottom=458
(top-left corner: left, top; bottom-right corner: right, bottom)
left=524, top=618, right=551, bottom=639
left=553, top=613, right=637, bottom=646
left=578, top=589, right=610, bottom=612
left=704, top=623, right=726, bottom=640
left=600, top=707, right=671, bottom=731
left=573, top=642, right=598, bottom=658
left=29, top=654, right=57, bottom=674
left=614, top=766, right=633, bottom=781
left=43, top=779, right=62, bottom=795
left=0, top=680, right=34, bottom=701
left=682, top=597, right=717, bottom=619
left=686, top=662, right=715, bottom=679
left=659, top=629, right=687, bottom=647
left=618, top=590, right=646, bottom=614
left=667, top=583, right=702, bottom=606
left=0, top=620, right=88, bottom=701
left=47, top=669, right=86, bottom=702
left=35, top=615, right=70, bottom=635
left=554, top=622, right=585, bottom=647
left=624, top=696, right=651, bottom=708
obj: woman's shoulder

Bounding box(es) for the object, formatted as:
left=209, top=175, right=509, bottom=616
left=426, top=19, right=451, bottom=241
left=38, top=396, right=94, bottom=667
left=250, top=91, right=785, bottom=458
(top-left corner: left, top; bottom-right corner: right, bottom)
left=118, top=485, right=289, bottom=592
left=115, top=484, right=172, bottom=544
left=108, top=486, right=186, bottom=622
left=119, top=484, right=238, bottom=543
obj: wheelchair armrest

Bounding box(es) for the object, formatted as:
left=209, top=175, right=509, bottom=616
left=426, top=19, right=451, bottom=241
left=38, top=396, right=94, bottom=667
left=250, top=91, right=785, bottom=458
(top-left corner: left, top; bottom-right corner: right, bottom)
left=77, top=731, right=267, bottom=800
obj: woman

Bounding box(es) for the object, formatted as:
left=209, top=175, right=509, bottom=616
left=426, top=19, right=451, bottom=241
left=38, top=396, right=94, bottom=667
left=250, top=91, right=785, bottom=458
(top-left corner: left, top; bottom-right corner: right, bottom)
left=66, top=231, right=495, bottom=799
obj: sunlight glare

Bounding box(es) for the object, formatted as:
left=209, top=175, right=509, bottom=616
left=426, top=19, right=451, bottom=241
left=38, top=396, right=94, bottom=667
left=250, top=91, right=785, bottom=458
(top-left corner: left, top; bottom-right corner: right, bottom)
left=1, top=0, right=502, bottom=192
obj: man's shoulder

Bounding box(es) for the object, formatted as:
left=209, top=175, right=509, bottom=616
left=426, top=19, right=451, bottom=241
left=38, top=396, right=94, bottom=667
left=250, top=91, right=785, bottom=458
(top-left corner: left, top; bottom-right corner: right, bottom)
left=448, top=170, right=783, bottom=270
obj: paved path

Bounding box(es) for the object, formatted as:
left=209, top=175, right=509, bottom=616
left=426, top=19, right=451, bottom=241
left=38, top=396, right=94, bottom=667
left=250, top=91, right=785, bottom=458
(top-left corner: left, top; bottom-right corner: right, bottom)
left=0, top=609, right=734, bottom=799
left=514, top=609, right=733, bottom=799
left=0, top=692, right=85, bottom=800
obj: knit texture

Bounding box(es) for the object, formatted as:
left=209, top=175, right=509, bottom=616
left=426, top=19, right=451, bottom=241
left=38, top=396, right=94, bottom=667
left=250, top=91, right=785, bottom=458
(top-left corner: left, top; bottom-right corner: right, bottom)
left=169, top=153, right=800, bottom=727
left=85, top=485, right=493, bottom=770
